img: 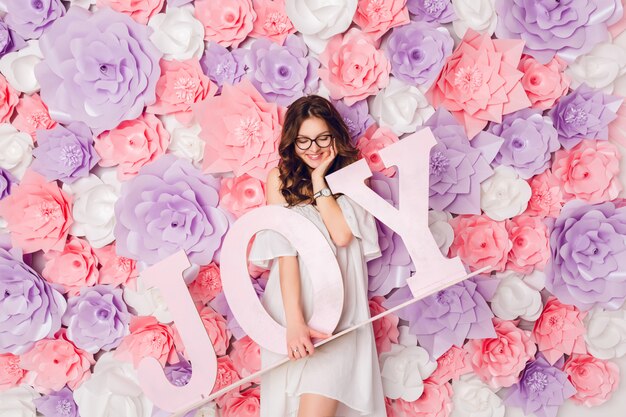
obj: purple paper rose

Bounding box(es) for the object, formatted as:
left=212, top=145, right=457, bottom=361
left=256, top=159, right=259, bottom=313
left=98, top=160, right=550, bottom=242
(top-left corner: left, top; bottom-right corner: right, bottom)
left=244, top=34, right=319, bottom=106
left=331, top=98, right=374, bottom=144
left=61, top=285, right=130, bottom=354
left=385, top=21, right=453, bottom=87
left=3, top=0, right=65, bottom=40
left=407, top=0, right=455, bottom=23
left=34, top=387, right=79, bottom=417
left=200, top=42, right=248, bottom=93
left=0, top=168, right=17, bottom=200
left=488, top=109, right=560, bottom=179
left=546, top=200, right=626, bottom=311
left=495, top=0, right=624, bottom=63
left=548, top=84, right=622, bottom=150
left=114, top=155, right=229, bottom=266
left=0, top=18, right=26, bottom=58
left=31, top=122, right=99, bottom=184
left=164, top=355, right=192, bottom=387
left=35, top=7, right=161, bottom=134
left=0, top=245, right=66, bottom=354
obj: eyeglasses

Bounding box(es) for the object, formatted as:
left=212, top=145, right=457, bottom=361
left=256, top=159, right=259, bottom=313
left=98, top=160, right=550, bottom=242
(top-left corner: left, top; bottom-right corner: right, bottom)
left=295, top=133, right=333, bottom=150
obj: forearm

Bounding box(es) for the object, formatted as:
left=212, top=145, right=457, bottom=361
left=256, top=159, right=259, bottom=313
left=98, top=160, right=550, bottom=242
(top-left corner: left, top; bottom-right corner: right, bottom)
left=312, top=176, right=353, bottom=246
left=278, top=256, right=305, bottom=326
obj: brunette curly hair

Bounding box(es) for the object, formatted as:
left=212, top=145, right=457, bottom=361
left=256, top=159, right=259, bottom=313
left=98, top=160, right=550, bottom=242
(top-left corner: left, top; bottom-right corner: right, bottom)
left=278, top=96, right=359, bottom=206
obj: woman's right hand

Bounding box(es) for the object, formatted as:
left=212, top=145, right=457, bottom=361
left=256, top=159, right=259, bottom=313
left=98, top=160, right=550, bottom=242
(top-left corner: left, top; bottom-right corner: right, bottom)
left=286, top=322, right=331, bottom=360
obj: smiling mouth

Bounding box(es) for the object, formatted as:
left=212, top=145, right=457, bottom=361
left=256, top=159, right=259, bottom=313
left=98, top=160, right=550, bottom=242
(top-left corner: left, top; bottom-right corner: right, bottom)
left=306, top=153, right=323, bottom=160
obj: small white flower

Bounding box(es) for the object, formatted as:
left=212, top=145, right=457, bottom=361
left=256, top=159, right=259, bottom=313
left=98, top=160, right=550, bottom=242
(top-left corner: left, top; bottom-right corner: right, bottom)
left=398, top=325, right=418, bottom=347
left=0, top=123, right=33, bottom=179
left=148, top=8, right=205, bottom=61
left=451, top=375, right=505, bottom=417
left=194, top=402, right=218, bottom=417
left=162, top=116, right=205, bottom=167
left=480, top=166, right=531, bottom=221
left=124, top=275, right=173, bottom=324
left=379, top=344, right=437, bottom=401
left=0, top=40, right=43, bottom=94
left=491, top=271, right=543, bottom=321
left=0, top=386, right=40, bottom=417
left=429, top=210, right=454, bottom=256
left=584, top=306, right=626, bottom=359
left=452, top=0, right=498, bottom=38
left=67, top=0, right=96, bottom=8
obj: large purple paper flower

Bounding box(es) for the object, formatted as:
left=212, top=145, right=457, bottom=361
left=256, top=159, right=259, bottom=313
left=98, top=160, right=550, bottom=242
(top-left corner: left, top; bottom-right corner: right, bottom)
left=488, top=109, right=560, bottom=179
left=385, top=21, right=453, bottom=87
left=244, top=34, right=319, bottom=106
left=0, top=18, right=26, bottom=58
left=407, top=0, right=455, bottom=23
left=114, top=155, right=229, bottom=266
left=3, top=0, right=65, bottom=40
left=200, top=42, right=248, bottom=94
left=546, top=200, right=626, bottom=311
left=35, top=7, right=161, bottom=134
left=61, top=285, right=130, bottom=354
left=331, top=98, right=374, bottom=144
left=34, top=387, right=79, bottom=417
left=548, top=84, right=622, bottom=150
left=495, top=0, right=624, bottom=63
left=0, top=246, right=66, bottom=354
left=31, top=122, right=99, bottom=184
left=0, top=168, right=16, bottom=200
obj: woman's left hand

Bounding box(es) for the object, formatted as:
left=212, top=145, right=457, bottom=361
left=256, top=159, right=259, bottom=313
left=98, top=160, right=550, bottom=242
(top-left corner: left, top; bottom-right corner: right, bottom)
left=311, top=142, right=337, bottom=181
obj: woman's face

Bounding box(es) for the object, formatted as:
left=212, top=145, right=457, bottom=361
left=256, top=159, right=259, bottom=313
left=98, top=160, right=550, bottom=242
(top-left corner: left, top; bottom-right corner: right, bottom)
left=294, top=116, right=333, bottom=170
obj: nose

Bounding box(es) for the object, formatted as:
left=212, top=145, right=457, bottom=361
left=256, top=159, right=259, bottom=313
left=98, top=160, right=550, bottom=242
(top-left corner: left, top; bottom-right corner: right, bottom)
left=309, top=141, right=321, bottom=151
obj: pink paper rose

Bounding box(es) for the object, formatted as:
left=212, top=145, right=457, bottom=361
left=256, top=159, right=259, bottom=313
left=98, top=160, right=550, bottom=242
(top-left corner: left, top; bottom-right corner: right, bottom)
left=390, top=381, right=453, bottom=417
left=194, top=0, right=256, bottom=48
left=0, top=353, right=26, bottom=391
left=356, top=124, right=399, bottom=177
left=115, top=316, right=178, bottom=367
left=519, top=55, right=570, bottom=111
left=531, top=297, right=587, bottom=365
left=353, top=0, right=410, bottom=40
left=230, top=336, right=261, bottom=378
left=552, top=139, right=622, bottom=204
left=428, top=29, right=531, bottom=139
left=94, top=243, right=138, bottom=289
left=426, top=346, right=472, bottom=385
left=0, top=74, right=18, bottom=123
left=369, top=295, right=399, bottom=354
left=220, top=386, right=260, bottom=417
left=96, top=0, right=164, bottom=24
left=318, top=28, right=391, bottom=106
left=188, top=263, right=223, bottom=305
left=199, top=306, right=231, bottom=356
left=211, top=356, right=241, bottom=394
left=95, top=114, right=170, bottom=180
left=20, top=330, right=94, bottom=394
left=505, top=215, right=550, bottom=274
left=42, top=237, right=100, bottom=296
left=0, top=171, right=73, bottom=253
left=147, top=59, right=217, bottom=125
left=524, top=170, right=564, bottom=218
left=449, top=215, right=512, bottom=273
left=219, top=174, right=266, bottom=219
left=249, top=0, right=295, bottom=44
left=465, top=319, right=537, bottom=389
left=564, top=353, right=620, bottom=407
left=193, top=78, right=285, bottom=181
left=11, top=94, right=57, bottom=139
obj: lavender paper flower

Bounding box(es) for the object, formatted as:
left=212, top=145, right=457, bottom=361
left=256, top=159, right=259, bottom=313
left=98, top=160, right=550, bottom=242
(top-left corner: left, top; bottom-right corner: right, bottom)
left=488, top=109, right=560, bottom=179
left=244, top=34, right=319, bottom=106
left=34, top=387, right=80, bottom=417
left=495, top=0, right=624, bottom=63
left=0, top=18, right=27, bottom=58
left=331, top=98, right=374, bottom=144
left=548, top=84, right=622, bottom=150
left=0, top=168, right=17, bottom=200
left=385, top=21, right=453, bottom=87
left=3, top=0, right=65, bottom=40
left=407, top=0, right=455, bottom=23
left=546, top=200, right=626, bottom=311
left=165, top=355, right=192, bottom=387
left=61, top=285, right=130, bottom=353
left=114, top=155, right=229, bottom=266
left=503, top=355, right=576, bottom=417
left=35, top=7, right=161, bottom=134
left=31, top=122, right=99, bottom=184
left=200, top=42, right=248, bottom=93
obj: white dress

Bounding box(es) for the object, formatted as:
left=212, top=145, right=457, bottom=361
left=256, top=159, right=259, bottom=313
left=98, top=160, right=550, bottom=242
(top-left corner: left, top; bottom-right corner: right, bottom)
left=248, top=195, right=387, bottom=417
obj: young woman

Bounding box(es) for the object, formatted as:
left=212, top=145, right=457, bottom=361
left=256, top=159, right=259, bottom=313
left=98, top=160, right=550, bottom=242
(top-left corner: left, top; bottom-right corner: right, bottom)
left=248, top=96, right=386, bottom=417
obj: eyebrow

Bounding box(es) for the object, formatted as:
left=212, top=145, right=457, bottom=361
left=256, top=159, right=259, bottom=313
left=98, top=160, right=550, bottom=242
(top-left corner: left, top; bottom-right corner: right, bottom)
left=296, top=131, right=331, bottom=139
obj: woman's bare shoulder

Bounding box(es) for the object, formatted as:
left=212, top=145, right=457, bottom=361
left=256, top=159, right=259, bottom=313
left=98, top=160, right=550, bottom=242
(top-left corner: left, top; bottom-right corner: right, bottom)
left=266, top=167, right=287, bottom=205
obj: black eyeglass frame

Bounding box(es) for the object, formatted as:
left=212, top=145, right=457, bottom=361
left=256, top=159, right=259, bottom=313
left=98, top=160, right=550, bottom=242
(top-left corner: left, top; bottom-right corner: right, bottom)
left=294, top=134, right=334, bottom=150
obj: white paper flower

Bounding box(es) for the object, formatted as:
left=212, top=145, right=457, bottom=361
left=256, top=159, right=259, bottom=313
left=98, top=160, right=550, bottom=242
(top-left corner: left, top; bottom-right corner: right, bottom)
left=480, top=166, right=531, bottom=221
left=0, top=385, right=40, bottom=417
left=451, top=376, right=505, bottom=417
left=162, top=116, right=205, bottom=167
left=74, top=352, right=153, bottom=417
left=584, top=306, right=626, bottom=359
left=429, top=210, right=454, bottom=256
left=123, top=275, right=173, bottom=324
left=64, top=170, right=120, bottom=248
left=67, top=0, right=96, bottom=8
left=452, top=0, right=498, bottom=38
left=369, top=77, right=434, bottom=137
left=285, top=0, right=358, bottom=54
left=491, top=272, right=543, bottom=321
left=148, top=8, right=205, bottom=61
left=379, top=344, right=437, bottom=401
left=398, top=325, right=418, bottom=347
left=0, top=40, right=43, bottom=94
left=0, top=123, right=33, bottom=179
left=194, top=402, right=218, bottom=417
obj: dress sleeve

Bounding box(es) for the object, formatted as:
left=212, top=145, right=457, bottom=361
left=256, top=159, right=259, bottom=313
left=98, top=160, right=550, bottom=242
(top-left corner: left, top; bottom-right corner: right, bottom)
left=248, top=229, right=298, bottom=269
left=337, top=195, right=382, bottom=262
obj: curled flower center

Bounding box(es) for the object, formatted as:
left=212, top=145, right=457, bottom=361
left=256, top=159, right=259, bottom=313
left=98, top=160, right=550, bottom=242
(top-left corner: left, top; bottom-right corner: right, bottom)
left=430, top=151, right=449, bottom=176
left=264, top=12, right=290, bottom=34
left=525, top=371, right=548, bottom=393
left=234, top=117, right=261, bottom=146
left=27, top=111, right=52, bottom=128
left=96, top=308, right=111, bottom=320
left=56, top=399, right=73, bottom=416
left=174, top=77, right=199, bottom=103
left=410, top=48, right=424, bottom=62
left=215, top=61, right=233, bottom=77
left=424, top=0, right=447, bottom=15
left=117, top=257, right=132, bottom=273
left=454, top=66, right=484, bottom=95
left=199, top=271, right=220, bottom=290
left=436, top=290, right=454, bottom=305
left=38, top=201, right=61, bottom=221
left=564, top=106, right=588, bottom=127
left=511, top=137, right=526, bottom=150
left=277, top=66, right=290, bottom=78
left=7, top=356, right=21, bottom=375
left=32, top=0, right=43, bottom=10
left=548, top=314, right=564, bottom=330
left=150, top=334, right=165, bottom=350
left=60, top=144, right=82, bottom=167
left=173, top=373, right=191, bottom=387
left=365, top=0, right=392, bottom=21
left=217, top=366, right=233, bottom=386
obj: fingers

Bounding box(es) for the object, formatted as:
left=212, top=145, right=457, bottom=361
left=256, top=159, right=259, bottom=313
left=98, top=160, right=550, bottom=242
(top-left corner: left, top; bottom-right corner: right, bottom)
left=289, top=342, right=308, bottom=361
left=309, top=328, right=332, bottom=340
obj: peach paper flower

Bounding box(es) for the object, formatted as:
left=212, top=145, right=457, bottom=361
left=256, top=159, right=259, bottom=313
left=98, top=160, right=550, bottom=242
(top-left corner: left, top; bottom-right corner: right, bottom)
left=230, top=336, right=261, bottom=378
left=524, top=170, right=564, bottom=218
left=353, top=0, right=410, bottom=40
left=219, top=174, right=266, bottom=219
left=519, top=55, right=570, bottom=111
left=115, top=316, right=178, bottom=367
left=505, top=215, right=550, bottom=274
left=94, top=243, right=138, bottom=289
left=426, top=346, right=472, bottom=385
left=188, top=263, right=223, bottom=305
left=0, top=353, right=26, bottom=391
left=370, top=295, right=400, bottom=353
left=564, top=353, right=620, bottom=407
left=194, top=0, right=256, bottom=48
left=249, top=0, right=295, bottom=44
left=199, top=306, right=231, bottom=356
left=11, top=94, right=56, bottom=139
left=356, top=124, right=398, bottom=177
left=96, top=0, right=164, bottom=24
left=42, top=237, right=100, bottom=296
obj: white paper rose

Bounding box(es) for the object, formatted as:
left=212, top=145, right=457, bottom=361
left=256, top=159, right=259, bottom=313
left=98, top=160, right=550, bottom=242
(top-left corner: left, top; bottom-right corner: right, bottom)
left=452, top=0, right=498, bottom=38
left=429, top=210, right=454, bottom=256
left=162, top=116, right=205, bottom=167
left=491, top=271, right=543, bottom=321
left=74, top=352, right=153, bottom=417
left=451, top=376, right=505, bottom=417
left=123, top=275, right=173, bottom=324
left=584, top=306, right=626, bottom=359
left=0, top=123, right=33, bottom=179
left=194, top=402, right=218, bottom=417
left=379, top=344, right=437, bottom=401
left=369, top=77, right=434, bottom=136
left=148, top=8, right=205, bottom=61
left=0, top=385, right=40, bottom=417
left=68, top=0, right=96, bottom=8
left=480, top=166, right=531, bottom=221
left=0, top=40, right=43, bottom=94
left=398, top=325, right=418, bottom=347
left=64, top=170, right=120, bottom=248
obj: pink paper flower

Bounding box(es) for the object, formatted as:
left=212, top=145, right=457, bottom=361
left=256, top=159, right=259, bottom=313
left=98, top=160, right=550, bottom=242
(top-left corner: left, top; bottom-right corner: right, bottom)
left=353, top=0, right=410, bottom=40
left=219, top=174, right=266, bottom=219
left=524, top=170, right=564, bottom=218
left=465, top=319, right=537, bottom=389
left=370, top=295, right=400, bottom=354
left=249, top=0, right=295, bottom=44
left=428, top=29, right=531, bottom=139
left=356, top=124, right=399, bottom=177
left=20, top=330, right=94, bottom=394
left=230, top=336, right=260, bottom=378
left=0, top=171, right=73, bottom=254
left=199, top=306, right=231, bottom=356
left=188, top=263, right=223, bottom=305
left=0, top=74, right=18, bottom=124
left=426, top=346, right=472, bottom=385
left=211, top=356, right=241, bottom=394
left=96, top=0, right=164, bottom=24
left=531, top=297, right=587, bottom=365
left=505, top=215, right=550, bottom=274
left=93, top=243, right=138, bottom=289
left=147, top=59, right=217, bottom=125
left=552, top=139, right=622, bottom=204
left=115, top=316, right=178, bottom=367
left=564, top=353, right=620, bottom=407
left=518, top=55, right=570, bottom=111
left=318, top=28, right=391, bottom=106
left=193, top=78, right=285, bottom=181
left=389, top=381, right=453, bottom=417
left=95, top=114, right=170, bottom=180
left=11, top=94, right=56, bottom=140
left=0, top=353, right=26, bottom=391
left=449, top=215, right=512, bottom=273
left=42, top=237, right=100, bottom=296
left=194, top=0, right=256, bottom=48
left=220, top=386, right=260, bottom=417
